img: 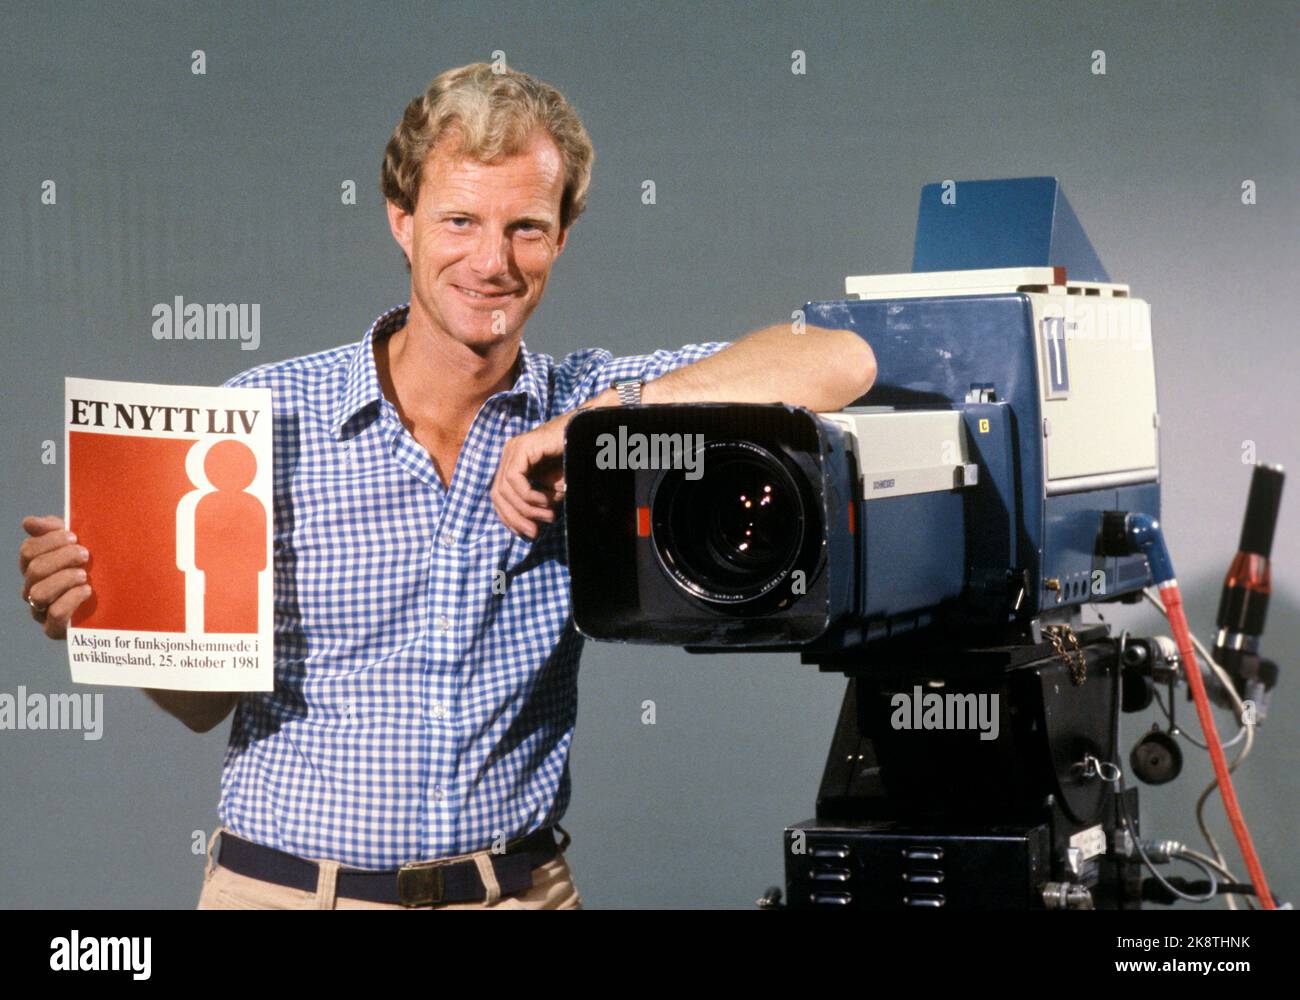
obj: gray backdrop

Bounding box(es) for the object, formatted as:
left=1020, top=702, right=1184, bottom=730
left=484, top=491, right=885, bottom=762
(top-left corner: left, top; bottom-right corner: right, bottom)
left=2, top=0, right=1296, bottom=909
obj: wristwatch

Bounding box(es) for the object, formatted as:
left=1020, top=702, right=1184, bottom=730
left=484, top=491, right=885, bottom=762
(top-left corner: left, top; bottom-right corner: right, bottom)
left=613, top=378, right=644, bottom=406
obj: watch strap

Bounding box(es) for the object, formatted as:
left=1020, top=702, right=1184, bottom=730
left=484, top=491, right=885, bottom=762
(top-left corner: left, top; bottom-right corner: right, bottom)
left=614, top=378, right=643, bottom=406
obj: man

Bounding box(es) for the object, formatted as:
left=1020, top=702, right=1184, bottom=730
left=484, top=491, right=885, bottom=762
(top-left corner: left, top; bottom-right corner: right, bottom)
left=18, top=63, right=876, bottom=909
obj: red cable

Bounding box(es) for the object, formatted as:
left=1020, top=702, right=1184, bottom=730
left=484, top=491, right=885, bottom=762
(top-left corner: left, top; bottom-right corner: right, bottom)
left=1160, top=584, right=1275, bottom=909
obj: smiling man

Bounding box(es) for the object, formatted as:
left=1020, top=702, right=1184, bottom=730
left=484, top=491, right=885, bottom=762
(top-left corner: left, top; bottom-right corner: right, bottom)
left=19, top=62, right=875, bottom=909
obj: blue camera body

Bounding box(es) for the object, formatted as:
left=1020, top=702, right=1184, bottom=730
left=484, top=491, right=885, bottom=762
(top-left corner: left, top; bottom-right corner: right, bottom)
left=565, top=178, right=1161, bottom=652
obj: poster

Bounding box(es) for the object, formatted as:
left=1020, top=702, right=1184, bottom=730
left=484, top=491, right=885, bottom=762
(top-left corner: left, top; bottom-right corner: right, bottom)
left=63, top=377, right=274, bottom=691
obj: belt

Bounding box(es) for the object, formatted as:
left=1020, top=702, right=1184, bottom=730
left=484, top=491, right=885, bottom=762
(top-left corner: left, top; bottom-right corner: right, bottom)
left=215, top=827, right=561, bottom=906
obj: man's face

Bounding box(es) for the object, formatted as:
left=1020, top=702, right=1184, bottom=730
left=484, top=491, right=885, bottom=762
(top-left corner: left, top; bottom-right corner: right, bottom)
left=388, top=127, right=569, bottom=353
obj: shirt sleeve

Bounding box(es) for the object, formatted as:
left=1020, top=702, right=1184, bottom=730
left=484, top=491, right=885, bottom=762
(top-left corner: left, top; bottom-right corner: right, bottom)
left=220, top=364, right=268, bottom=389
left=562, top=340, right=732, bottom=408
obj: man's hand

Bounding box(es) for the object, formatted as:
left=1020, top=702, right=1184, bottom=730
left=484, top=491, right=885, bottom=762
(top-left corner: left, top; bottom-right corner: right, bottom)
left=21, top=514, right=237, bottom=731
left=491, top=413, right=572, bottom=540
left=19, top=515, right=92, bottom=640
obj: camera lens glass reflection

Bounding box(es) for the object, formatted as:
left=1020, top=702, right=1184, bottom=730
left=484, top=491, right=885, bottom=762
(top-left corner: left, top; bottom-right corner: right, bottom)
left=654, top=445, right=805, bottom=604
left=706, top=461, right=791, bottom=576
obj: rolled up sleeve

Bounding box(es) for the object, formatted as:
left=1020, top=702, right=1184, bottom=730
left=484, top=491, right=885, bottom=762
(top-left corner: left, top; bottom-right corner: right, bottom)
left=562, top=341, right=731, bottom=408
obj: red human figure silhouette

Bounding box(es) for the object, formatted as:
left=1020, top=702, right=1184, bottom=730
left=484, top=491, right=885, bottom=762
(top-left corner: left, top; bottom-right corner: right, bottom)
left=194, top=440, right=266, bottom=633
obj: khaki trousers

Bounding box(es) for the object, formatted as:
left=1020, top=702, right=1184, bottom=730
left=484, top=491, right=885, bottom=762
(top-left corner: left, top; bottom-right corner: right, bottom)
left=197, top=826, right=582, bottom=910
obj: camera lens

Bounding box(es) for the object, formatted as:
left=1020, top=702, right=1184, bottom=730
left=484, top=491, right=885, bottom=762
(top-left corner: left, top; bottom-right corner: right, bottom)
left=651, top=441, right=809, bottom=606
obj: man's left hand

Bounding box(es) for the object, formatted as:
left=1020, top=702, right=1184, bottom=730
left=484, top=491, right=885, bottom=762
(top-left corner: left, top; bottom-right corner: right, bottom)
left=491, top=413, right=570, bottom=540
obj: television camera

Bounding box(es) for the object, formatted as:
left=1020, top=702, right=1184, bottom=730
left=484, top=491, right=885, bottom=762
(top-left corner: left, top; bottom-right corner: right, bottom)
left=563, top=178, right=1284, bottom=910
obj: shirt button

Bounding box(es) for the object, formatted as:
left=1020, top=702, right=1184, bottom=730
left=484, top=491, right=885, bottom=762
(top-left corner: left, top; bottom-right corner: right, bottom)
left=432, top=787, right=445, bottom=802
left=432, top=702, right=448, bottom=720
left=435, top=615, right=452, bottom=633
left=440, top=531, right=456, bottom=548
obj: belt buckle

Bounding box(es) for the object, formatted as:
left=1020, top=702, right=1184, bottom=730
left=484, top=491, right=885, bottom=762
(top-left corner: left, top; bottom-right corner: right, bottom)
left=396, top=859, right=447, bottom=907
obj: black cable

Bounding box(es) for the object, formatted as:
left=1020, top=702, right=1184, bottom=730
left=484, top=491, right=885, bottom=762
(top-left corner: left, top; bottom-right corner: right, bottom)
left=1114, top=782, right=1218, bottom=903
left=1143, top=877, right=1272, bottom=905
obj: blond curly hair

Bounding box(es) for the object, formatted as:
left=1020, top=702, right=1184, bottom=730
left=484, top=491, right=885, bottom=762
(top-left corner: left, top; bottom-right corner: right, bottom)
left=381, top=63, right=595, bottom=239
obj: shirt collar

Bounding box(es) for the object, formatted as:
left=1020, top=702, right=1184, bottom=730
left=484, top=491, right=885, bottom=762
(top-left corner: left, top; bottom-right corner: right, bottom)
left=330, top=303, right=550, bottom=439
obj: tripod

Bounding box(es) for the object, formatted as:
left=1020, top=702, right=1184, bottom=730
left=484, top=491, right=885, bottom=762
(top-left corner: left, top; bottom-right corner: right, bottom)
left=777, top=614, right=1142, bottom=909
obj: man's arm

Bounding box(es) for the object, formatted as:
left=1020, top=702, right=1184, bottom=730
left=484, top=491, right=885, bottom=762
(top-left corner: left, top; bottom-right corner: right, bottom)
left=142, top=689, right=239, bottom=734
left=490, top=323, right=877, bottom=538
left=591, top=323, right=875, bottom=412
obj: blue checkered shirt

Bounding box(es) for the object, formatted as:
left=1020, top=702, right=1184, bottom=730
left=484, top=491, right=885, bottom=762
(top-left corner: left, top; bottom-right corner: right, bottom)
left=216, top=303, right=729, bottom=869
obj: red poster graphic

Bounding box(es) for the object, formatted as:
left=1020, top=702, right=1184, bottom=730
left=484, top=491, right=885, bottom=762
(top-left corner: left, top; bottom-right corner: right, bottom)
left=69, top=435, right=267, bottom=633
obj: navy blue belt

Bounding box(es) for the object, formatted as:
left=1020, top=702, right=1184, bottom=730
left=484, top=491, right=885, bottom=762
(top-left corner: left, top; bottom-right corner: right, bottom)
left=216, top=827, right=560, bottom=906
